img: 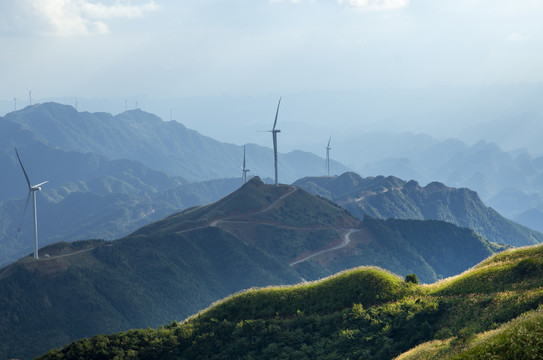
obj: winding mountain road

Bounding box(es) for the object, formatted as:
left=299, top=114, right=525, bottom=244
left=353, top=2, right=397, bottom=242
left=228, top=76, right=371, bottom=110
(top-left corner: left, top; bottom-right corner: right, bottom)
left=289, top=228, right=357, bottom=266
left=197, top=186, right=298, bottom=229
left=175, top=186, right=357, bottom=270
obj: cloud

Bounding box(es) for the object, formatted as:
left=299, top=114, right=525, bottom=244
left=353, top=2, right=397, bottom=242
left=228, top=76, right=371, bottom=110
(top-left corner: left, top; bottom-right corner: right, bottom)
left=30, top=0, right=160, bottom=36
left=337, top=0, right=408, bottom=11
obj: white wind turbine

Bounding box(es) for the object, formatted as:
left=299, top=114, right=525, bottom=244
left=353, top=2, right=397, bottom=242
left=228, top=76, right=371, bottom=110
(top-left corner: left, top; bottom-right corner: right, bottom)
left=325, top=136, right=331, bottom=177
left=262, top=98, right=282, bottom=186
left=15, top=148, right=48, bottom=260
left=242, top=145, right=250, bottom=183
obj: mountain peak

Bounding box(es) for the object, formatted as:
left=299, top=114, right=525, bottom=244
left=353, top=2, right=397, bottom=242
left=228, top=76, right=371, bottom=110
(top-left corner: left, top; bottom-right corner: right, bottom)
left=423, top=181, right=453, bottom=192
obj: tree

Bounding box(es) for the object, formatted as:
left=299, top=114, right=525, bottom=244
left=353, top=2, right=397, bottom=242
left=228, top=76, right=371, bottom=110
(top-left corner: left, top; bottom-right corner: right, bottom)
left=405, top=273, right=418, bottom=284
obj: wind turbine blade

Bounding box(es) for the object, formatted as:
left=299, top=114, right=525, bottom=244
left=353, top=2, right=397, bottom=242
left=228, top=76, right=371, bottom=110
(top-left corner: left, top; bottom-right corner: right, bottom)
left=33, top=181, right=48, bottom=188
left=15, top=192, right=31, bottom=239
left=15, top=148, right=31, bottom=189
left=272, top=97, right=282, bottom=130
left=327, top=136, right=331, bottom=148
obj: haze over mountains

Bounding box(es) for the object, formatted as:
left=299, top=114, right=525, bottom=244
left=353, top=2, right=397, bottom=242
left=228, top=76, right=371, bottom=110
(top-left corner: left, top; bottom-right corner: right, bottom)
left=1, top=100, right=542, bottom=359
left=0, top=102, right=348, bottom=266
left=0, top=178, right=507, bottom=360
left=2, top=101, right=543, bottom=267
left=5, top=88, right=543, bottom=233
left=3, top=0, right=543, bottom=357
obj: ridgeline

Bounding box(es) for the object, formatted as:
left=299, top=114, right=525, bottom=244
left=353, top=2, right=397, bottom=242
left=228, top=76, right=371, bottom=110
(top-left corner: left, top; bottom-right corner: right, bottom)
left=0, top=178, right=506, bottom=359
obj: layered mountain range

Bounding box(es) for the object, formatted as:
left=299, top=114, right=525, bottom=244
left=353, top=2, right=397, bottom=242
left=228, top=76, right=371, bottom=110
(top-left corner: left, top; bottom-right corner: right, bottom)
left=2, top=102, right=348, bottom=184
left=0, top=102, right=348, bottom=266
left=294, top=172, right=543, bottom=247
left=336, top=129, right=543, bottom=232
left=2, top=102, right=542, bottom=359
left=0, top=178, right=507, bottom=359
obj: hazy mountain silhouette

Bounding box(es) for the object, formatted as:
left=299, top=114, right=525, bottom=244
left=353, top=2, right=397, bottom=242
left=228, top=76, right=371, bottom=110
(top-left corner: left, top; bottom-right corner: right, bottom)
left=3, top=102, right=349, bottom=183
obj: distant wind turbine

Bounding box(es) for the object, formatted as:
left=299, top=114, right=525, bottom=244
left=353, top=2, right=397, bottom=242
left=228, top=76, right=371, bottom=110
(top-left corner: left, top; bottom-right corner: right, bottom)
left=15, top=148, right=48, bottom=260
left=261, top=98, right=282, bottom=186
left=242, top=145, right=250, bottom=183
left=325, top=136, right=332, bottom=177
left=13, top=97, right=17, bottom=111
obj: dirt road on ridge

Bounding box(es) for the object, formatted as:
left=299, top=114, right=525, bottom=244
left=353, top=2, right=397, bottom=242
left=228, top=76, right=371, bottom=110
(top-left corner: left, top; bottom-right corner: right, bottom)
left=289, top=228, right=357, bottom=266
left=179, top=185, right=298, bottom=232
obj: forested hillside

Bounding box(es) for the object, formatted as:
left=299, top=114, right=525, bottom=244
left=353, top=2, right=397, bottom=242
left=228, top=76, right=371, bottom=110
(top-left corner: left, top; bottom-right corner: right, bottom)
left=37, top=244, right=543, bottom=360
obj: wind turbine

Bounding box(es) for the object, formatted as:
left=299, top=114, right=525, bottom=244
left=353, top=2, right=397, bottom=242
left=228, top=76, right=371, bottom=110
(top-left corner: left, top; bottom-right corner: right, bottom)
left=262, top=98, right=282, bottom=186
left=242, top=145, right=250, bottom=183
left=15, top=148, right=48, bottom=260
left=325, top=136, right=332, bottom=177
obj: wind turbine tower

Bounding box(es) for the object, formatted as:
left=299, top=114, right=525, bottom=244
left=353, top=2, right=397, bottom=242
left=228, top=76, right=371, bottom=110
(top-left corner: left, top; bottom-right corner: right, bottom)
left=326, top=136, right=332, bottom=177
left=28, top=90, right=32, bottom=106
left=15, top=148, right=48, bottom=260
left=14, top=97, right=17, bottom=111
left=242, top=145, right=250, bottom=183
left=267, top=98, right=282, bottom=186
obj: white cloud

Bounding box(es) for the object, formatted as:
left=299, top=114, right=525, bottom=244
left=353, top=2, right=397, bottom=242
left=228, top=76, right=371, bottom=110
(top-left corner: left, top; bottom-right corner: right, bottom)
left=83, top=1, right=160, bottom=19
left=30, top=0, right=160, bottom=36
left=337, top=0, right=408, bottom=11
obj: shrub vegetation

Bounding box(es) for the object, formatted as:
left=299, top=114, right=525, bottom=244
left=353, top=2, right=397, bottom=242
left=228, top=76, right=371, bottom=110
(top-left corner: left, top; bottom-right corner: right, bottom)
left=37, top=245, right=543, bottom=360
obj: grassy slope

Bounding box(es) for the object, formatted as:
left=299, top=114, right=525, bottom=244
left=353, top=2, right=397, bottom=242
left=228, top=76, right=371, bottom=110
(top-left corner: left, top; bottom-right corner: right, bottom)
left=37, top=244, right=543, bottom=360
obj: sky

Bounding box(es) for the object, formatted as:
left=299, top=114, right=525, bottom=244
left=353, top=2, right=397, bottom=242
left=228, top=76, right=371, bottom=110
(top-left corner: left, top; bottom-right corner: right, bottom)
left=1, top=0, right=543, bottom=154
left=1, top=0, right=542, bottom=100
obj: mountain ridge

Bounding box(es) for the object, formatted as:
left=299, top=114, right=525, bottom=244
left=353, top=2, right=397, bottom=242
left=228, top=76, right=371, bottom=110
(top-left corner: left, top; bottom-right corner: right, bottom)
left=294, top=172, right=543, bottom=247
left=3, top=102, right=349, bottom=182
left=0, top=177, right=506, bottom=359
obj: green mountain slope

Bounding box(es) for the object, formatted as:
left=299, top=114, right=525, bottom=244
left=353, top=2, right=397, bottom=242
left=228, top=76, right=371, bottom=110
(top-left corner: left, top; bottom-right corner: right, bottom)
left=294, top=172, right=543, bottom=246
left=0, top=177, right=505, bottom=359
left=37, top=244, right=543, bottom=360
